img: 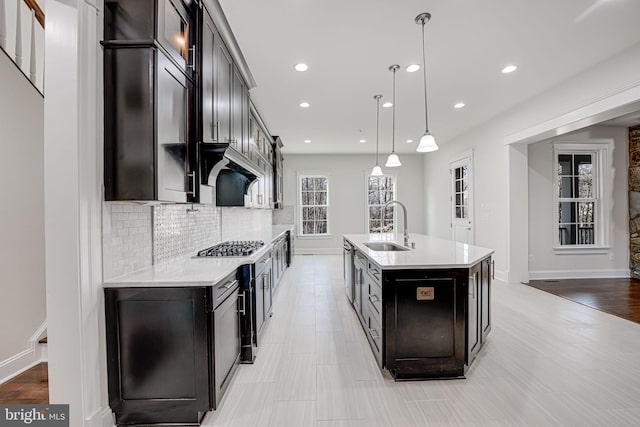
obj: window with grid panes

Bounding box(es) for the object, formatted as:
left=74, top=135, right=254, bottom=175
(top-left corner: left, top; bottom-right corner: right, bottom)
left=299, top=176, right=329, bottom=235
left=453, top=165, right=468, bottom=220
left=553, top=142, right=609, bottom=249
left=367, top=175, right=395, bottom=233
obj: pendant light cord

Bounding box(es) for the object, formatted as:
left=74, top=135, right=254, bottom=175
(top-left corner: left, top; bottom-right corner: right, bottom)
left=392, top=67, right=397, bottom=153
left=376, top=96, right=380, bottom=164
left=421, top=20, right=429, bottom=133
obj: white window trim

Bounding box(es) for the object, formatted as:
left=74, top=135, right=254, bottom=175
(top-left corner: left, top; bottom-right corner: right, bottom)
left=364, top=171, right=398, bottom=234
left=552, top=140, right=612, bottom=253
left=296, top=172, right=330, bottom=238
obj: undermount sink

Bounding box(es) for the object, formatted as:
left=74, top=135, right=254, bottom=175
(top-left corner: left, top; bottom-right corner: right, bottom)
left=363, top=242, right=410, bottom=252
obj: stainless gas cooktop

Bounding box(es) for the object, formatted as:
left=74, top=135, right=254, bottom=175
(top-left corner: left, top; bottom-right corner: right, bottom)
left=196, top=240, right=265, bottom=257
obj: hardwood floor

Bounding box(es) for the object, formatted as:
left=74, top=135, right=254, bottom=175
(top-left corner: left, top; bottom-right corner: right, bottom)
left=203, top=255, right=640, bottom=426
left=0, top=362, right=48, bottom=404
left=527, top=277, right=640, bottom=324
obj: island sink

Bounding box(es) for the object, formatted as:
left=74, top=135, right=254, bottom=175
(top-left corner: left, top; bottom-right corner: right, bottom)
left=363, top=242, right=410, bottom=252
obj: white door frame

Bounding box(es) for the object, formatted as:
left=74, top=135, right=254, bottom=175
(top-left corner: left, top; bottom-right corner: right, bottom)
left=449, top=149, right=474, bottom=244
left=504, top=84, right=640, bottom=284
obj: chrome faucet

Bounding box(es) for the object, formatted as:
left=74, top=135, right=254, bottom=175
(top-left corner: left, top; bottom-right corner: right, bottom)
left=382, top=200, right=410, bottom=247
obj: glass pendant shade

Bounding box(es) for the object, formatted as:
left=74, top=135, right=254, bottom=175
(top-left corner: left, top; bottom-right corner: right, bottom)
left=385, top=153, right=401, bottom=167
left=371, top=164, right=383, bottom=176
left=416, top=132, right=438, bottom=152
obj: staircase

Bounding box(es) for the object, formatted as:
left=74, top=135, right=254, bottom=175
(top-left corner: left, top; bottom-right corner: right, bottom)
left=0, top=0, right=44, bottom=94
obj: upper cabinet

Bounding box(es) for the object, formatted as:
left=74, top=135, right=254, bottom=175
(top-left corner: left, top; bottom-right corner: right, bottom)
left=103, top=0, right=283, bottom=206
left=103, top=0, right=198, bottom=202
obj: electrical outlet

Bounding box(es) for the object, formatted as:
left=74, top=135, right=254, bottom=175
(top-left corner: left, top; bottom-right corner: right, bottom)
left=609, top=253, right=614, bottom=260
left=528, top=254, right=534, bottom=262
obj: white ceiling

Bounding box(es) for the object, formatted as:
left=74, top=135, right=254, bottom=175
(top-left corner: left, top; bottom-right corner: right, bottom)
left=219, top=0, right=640, bottom=154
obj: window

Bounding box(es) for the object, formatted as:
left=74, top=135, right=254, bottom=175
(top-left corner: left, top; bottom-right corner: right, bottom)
left=299, top=175, right=329, bottom=235
left=453, top=163, right=469, bottom=220
left=367, top=175, right=395, bottom=233
left=554, top=142, right=610, bottom=250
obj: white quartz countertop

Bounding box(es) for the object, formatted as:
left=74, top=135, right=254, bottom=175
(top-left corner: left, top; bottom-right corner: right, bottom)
left=343, top=233, right=494, bottom=269
left=103, top=225, right=294, bottom=287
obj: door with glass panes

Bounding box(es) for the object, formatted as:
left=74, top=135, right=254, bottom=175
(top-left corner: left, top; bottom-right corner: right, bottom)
left=450, top=155, right=474, bottom=244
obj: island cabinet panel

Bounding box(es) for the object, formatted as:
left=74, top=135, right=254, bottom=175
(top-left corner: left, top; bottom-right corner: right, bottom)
left=105, top=287, right=210, bottom=425
left=481, top=257, right=492, bottom=341
left=383, top=269, right=467, bottom=380
left=467, top=263, right=482, bottom=365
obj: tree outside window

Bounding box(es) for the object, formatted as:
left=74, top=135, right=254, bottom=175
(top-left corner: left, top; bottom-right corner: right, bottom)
left=299, top=176, right=329, bottom=235
left=368, top=176, right=395, bottom=233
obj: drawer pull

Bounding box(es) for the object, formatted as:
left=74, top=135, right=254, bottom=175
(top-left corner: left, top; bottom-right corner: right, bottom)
left=369, top=295, right=380, bottom=304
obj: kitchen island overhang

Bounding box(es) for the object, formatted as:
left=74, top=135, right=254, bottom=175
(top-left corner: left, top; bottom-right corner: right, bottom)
left=343, top=233, right=494, bottom=380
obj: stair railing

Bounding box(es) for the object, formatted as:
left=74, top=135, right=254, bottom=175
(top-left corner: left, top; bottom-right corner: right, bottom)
left=0, top=0, right=45, bottom=94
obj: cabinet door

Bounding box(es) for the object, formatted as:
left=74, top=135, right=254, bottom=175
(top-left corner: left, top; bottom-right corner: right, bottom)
left=105, top=287, right=209, bottom=424
left=157, top=0, right=191, bottom=70
left=264, top=266, right=273, bottom=316
left=481, top=258, right=492, bottom=341
left=384, top=269, right=466, bottom=379
left=231, top=68, right=244, bottom=151
left=255, top=273, right=265, bottom=336
left=201, top=10, right=215, bottom=143
left=467, top=263, right=482, bottom=365
left=241, top=85, right=250, bottom=154
left=157, top=52, right=190, bottom=202
left=215, top=38, right=232, bottom=143
left=213, top=289, right=240, bottom=408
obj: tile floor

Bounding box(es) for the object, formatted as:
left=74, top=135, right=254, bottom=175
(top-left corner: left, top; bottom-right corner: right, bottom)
left=203, top=255, right=640, bottom=426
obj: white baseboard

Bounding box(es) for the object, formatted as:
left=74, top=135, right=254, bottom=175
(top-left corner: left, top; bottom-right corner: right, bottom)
left=494, top=269, right=506, bottom=283
left=0, top=321, right=47, bottom=384
left=85, top=407, right=113, bottom=427
left=529, top=268, right=630, bottom=280
left=294, top=248, right=342, bottom=255
left=0, top=348, right=40, bottom=384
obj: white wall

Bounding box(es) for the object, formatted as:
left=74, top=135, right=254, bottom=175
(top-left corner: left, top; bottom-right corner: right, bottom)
left=0, top=48, right=46, bottom=364
left=284, top=154, right=425, bottom=253
left=424, top=41, right=640, bottom=282
left=527, top=126, right=629, bottom=278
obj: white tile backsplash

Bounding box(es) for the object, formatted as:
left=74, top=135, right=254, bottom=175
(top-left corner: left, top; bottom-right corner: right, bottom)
left=221, top=208, right=273, bottom=241
left=104, top=200, right=274, bottom=279
left=273, top=205, right=294, bottom=225
left=103, top=202, right=153, bottom=280
left=153, top=204, right=221, bottom=264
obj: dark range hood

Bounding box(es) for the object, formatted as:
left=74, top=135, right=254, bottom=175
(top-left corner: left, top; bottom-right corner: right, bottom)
left=200, top=143, right=261, bottom=206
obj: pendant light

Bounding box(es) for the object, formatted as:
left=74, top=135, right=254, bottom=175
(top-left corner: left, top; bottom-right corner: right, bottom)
left=371, top=95, right=383, bottom=176
left=385, top=64, right=402, bottom=167
left=415, top=12, right=439, bottom=153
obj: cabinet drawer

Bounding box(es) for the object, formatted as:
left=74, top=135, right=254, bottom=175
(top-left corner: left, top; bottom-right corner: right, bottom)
left=367, top=280, right=383, bottom=322
left=364, top=302, right=383, bottom=368
left=354, top=251, right=367, bottom=267
left=367, top=261, right=381, bottom=285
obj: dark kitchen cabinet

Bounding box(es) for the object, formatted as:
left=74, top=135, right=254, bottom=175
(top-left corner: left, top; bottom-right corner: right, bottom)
left=272, top=137, right=284, bottom=209
left=384, top=268, right=467, bottom=380
left=467, top=263, right=482, bottom=365
left=105, top=273, right=242, bottom=425
left=103, top=0, right=197, bottom=202
left=353, top=251, right=367, bottom=325
left=254, top=254, right=272, bottom=338
left=481, top=257, right=492, bottom=341
left=105, top=287, right=210, bottom=425
left=215, top=35, right=233, bottom=144
left=231, top=67, right=247, bottom=153
left=201, top=9, right=216, bottom=143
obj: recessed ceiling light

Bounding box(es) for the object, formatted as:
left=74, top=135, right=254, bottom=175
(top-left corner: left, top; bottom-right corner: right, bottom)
left=454, top=102, right=465, bottom=109
left=382, top=102, right=392, bottom=108
left=406, top=64, right=420, bottom=72
left=304, top=139, right=311, bottom=144
left=406, top=139, right=414, bottom=143
left=359, top=139, right=366, bottom=143
left=300, top=102, right=310, bottom=108
left=502, top=65, right=517, bottom=74
left=294, top=63, right=308, bottom=72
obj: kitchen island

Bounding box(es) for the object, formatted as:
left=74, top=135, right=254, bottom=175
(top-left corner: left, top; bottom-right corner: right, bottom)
left=343, top=233, right=494, bottom=380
